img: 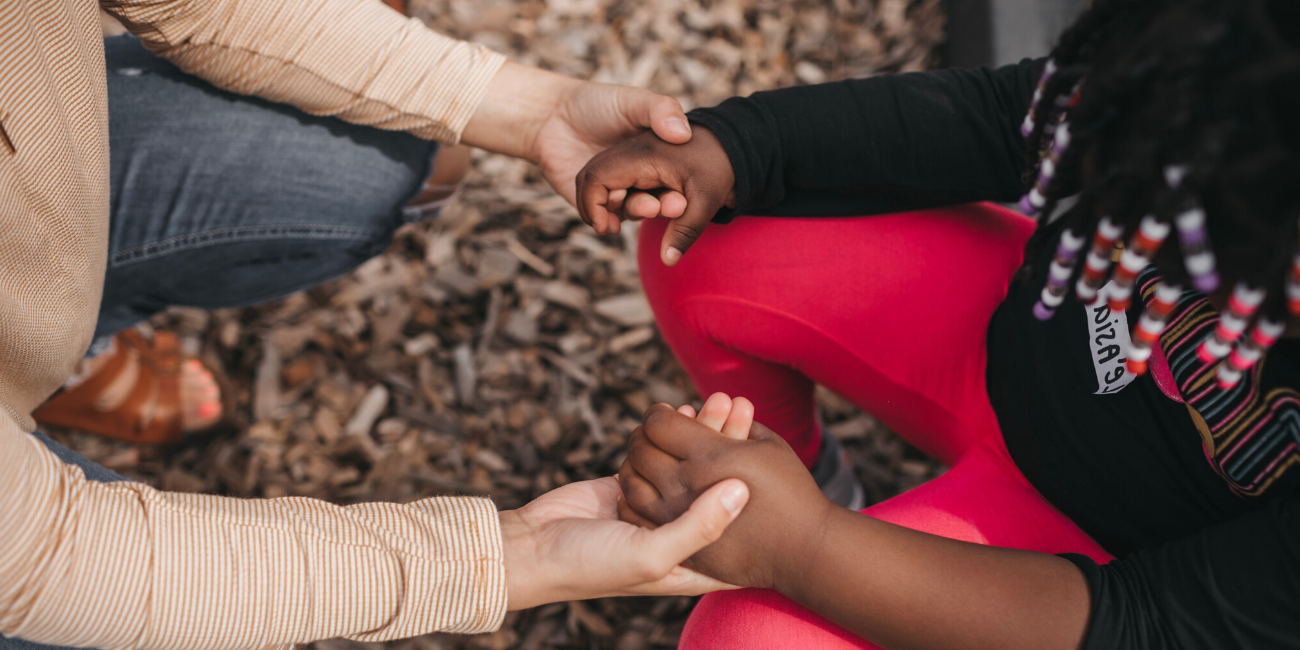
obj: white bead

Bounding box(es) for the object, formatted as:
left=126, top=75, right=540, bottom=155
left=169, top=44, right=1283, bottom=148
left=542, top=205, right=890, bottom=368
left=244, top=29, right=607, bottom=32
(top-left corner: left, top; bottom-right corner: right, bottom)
left=1204, top=338, right=1231, bottom=359
left=1186, top=252, right=1215, bottom=276
left=1164, top=164, right=1190, bottom=189
left=1175, top=207, right=1205, bottom=232
left=1041, top=287, right=1065, bottom=307
left=1127, top=344, right=1153, bottom=362
left=1232, top=283, right=1265, bottom=308
left=1120, top=248, right=1148, bottom=273
left=1139, top=215, right=1171, bottom=242
left=1054, top=123, right=1072, bottom=149
left=1060, top=229, right=1086, bottom=252
left=1049, top=261, right=1073, bottom=282
left=1085, top=250, right=1111, bottom=272
left=1256, top=318, right=1286, bottom=339
left=1155, top=283, right=1183, bottom=304
left=1221, top=313, right=1248, bottom=334
left=1218, top=364, right=1243, bottom=386
left=1097, top=216, right=1123, bottom=241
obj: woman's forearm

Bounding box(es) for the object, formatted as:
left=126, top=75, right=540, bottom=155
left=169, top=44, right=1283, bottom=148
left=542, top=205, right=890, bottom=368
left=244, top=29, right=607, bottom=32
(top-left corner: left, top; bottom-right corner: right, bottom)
left=778, top=507, right=1090, bottom=650
left=460, top=62, right=580, bottom=162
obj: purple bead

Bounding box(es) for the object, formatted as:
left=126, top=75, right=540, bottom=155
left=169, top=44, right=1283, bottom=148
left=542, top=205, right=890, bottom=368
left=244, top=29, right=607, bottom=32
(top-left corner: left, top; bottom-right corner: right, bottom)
left=1033, top=302, right=1056, bottom=321
left=1020, top=122, right=1033, bottom=138
left=1193, top=271, right=1220, bottom=293
left=1179, top=228, right=1207, bottom=247
left=1019, top=194, right=1038, bottom=216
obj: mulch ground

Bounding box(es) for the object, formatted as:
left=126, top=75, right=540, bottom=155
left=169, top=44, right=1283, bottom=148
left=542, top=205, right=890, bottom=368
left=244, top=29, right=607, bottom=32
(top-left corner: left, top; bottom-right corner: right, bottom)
left=61, top=2, right=947, bottom=647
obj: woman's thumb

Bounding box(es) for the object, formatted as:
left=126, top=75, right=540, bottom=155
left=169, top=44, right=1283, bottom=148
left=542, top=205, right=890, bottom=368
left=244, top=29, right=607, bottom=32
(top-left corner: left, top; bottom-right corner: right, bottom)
left=646, top=479, right=748, bottom=566
left=641, top=93, right=692, bottom=144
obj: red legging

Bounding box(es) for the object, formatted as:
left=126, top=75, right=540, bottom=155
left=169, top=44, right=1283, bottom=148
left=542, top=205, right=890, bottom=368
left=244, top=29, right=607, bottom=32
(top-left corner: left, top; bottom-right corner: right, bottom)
left=637, top=205, right=1115, bottom=650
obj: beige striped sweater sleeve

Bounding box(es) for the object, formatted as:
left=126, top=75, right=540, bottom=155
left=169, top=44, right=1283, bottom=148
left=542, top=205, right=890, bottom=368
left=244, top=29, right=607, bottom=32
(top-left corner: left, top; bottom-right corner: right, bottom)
left=100, top=0, right=508, bottom=143
left=0, top=413, right=508, bottom=648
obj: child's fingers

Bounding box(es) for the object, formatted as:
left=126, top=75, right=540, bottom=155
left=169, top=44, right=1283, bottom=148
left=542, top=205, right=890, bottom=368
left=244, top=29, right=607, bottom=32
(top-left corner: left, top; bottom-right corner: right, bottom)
left=624, top=191, right=663, bottom=220
left=642, top=403, right=728, bottom=460
left=720, top=396, right=754, bottom=440
left=659, top=190, right=688, bottom=219
left=578, top=182, right=617, bottom=235
left=617, top=494, right=660, bottom=530
left=677, top=404, right=697, bottom=418
left=659, top=187, right=719, bottom=266
left=628, top=427, right=686, bottom=490
left=619, top=461, right=671, bottom=524
left=695, top=392, right=733, bottom=432
left=606, top=188, right=628, bottom=218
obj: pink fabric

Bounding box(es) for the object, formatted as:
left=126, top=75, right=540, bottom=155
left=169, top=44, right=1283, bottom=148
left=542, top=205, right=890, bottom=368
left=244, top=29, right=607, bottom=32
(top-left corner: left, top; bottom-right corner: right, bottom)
left=638, top=205, right=1115, bottom=650
left=1148, top=340, right=1184, bottom=403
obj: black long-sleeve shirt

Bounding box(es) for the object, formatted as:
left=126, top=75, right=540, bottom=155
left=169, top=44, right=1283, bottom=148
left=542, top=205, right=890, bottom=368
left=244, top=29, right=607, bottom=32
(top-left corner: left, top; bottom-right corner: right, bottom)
left=687, top=62, right=1300, bottom=650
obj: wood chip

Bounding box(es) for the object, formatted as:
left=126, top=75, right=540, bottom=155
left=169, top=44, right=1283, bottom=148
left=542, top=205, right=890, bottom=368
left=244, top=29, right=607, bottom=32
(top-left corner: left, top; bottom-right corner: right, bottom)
left=345, top=385, right=389, bottom=436
left=593, top=292, right=654, bottom=327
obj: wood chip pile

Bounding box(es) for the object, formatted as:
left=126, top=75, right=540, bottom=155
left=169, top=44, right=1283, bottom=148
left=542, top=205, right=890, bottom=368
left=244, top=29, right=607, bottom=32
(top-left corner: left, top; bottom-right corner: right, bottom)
left=65, top=1, right=947, bottom=648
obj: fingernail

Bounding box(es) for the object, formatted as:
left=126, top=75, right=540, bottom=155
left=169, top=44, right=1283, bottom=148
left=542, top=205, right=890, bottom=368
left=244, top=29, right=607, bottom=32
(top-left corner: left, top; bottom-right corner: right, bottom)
left=666, top=117, right=691, bottom=136
left=720, top=484, right=747, bottom=515
left=664, top=247, right=682, bottom=265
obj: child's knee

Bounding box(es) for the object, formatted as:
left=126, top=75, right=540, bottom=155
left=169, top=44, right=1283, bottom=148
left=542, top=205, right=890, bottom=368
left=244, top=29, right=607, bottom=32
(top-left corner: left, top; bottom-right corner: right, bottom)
left=681, top=589, right=877, bottom=650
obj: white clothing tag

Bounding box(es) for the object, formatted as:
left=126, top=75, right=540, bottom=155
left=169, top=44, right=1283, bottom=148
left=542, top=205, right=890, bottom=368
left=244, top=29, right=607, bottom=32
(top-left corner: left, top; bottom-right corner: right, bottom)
left=1085, top=282, right=1136, bottom=395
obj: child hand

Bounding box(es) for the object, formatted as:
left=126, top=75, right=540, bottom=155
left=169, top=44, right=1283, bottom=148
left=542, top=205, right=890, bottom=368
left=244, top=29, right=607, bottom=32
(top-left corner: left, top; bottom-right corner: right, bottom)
left=576, top=127, right=736, bottom=266
left=617, top=394, right=835, bottom=592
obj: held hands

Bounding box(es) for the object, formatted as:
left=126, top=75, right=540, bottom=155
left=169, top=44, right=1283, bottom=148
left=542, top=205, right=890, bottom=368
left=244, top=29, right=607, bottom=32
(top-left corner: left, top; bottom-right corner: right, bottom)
left=499, top=473, right=749, bottom=610
left=460, top=62, right=694, bottom=207
left=618, top=394, right=835, bottom=592
left=576, top=127, right=736, bottom=266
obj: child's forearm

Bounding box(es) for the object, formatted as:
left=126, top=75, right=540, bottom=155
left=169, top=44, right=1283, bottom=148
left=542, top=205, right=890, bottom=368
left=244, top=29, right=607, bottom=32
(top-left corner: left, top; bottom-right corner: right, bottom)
left=777, top=507, right=1090, bottom=650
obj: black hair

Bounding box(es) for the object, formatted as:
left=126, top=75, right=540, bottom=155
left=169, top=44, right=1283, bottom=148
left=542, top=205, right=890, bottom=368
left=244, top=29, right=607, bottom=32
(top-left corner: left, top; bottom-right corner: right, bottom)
left=1020, top=0, right=1300, bottom=320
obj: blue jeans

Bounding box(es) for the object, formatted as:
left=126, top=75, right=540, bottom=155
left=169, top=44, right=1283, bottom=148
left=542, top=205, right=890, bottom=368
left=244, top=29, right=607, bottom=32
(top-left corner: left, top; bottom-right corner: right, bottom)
left=0, top=35, right=439, bottom=650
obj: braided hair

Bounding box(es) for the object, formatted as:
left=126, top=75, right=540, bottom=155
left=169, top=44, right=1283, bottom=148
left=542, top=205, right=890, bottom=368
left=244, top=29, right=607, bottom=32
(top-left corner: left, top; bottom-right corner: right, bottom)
left=1017, top=0, right=1300, bottom=386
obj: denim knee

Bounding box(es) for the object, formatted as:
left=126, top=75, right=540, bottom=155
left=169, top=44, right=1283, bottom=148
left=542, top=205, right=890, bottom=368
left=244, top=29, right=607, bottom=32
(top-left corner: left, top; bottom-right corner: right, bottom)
left=97, top=34, right=439, bottom=336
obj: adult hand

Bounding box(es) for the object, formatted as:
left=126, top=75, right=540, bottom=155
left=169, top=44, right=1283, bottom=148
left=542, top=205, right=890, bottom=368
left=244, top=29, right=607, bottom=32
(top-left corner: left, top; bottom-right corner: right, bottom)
left=618, top=395, right=835, bottom=593
left=500, top=474, right=749, bottom=611
left=576, top=128, right=735, bottom=266
left=460, top=62, right=692, bottom=208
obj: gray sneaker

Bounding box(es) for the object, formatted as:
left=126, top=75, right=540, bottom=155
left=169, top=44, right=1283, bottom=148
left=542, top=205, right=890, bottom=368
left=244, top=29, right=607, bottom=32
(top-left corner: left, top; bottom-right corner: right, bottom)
left=811, top=432, right=866, bottom=511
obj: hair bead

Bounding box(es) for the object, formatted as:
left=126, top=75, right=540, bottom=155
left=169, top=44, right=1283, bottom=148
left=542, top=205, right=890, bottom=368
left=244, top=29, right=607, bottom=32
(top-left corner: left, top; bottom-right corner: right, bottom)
left=1075, top=216, right=1124, bottom=304
left=1197, top=282, right=1265, bottom=363
left=1173, top=206, right=1219, bottom=293
left=1034, top=229, right=1086, bottom=320
left=1107, top=216, right=1171, bottom=312
left=1019, top=124, right=1072, bottom=217
left=1020, top=59, right=1058, bottom=138
left=1217, top=317, right=1285, bottom=389
left=1125, top=282, right=1181, bottom=375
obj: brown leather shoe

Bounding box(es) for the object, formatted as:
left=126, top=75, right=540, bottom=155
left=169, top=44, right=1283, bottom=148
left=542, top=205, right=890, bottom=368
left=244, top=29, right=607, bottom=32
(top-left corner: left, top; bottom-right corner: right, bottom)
left=33, top=330, right=228, bottom=445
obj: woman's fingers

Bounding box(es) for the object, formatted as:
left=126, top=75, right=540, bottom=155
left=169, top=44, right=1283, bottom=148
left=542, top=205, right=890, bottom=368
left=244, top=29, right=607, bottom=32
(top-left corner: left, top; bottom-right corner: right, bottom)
left=622, top=565, right=739, bottom=596
left=639, top=92, right=693, bottom=144
left=720, top=396, right=754, bottom=440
